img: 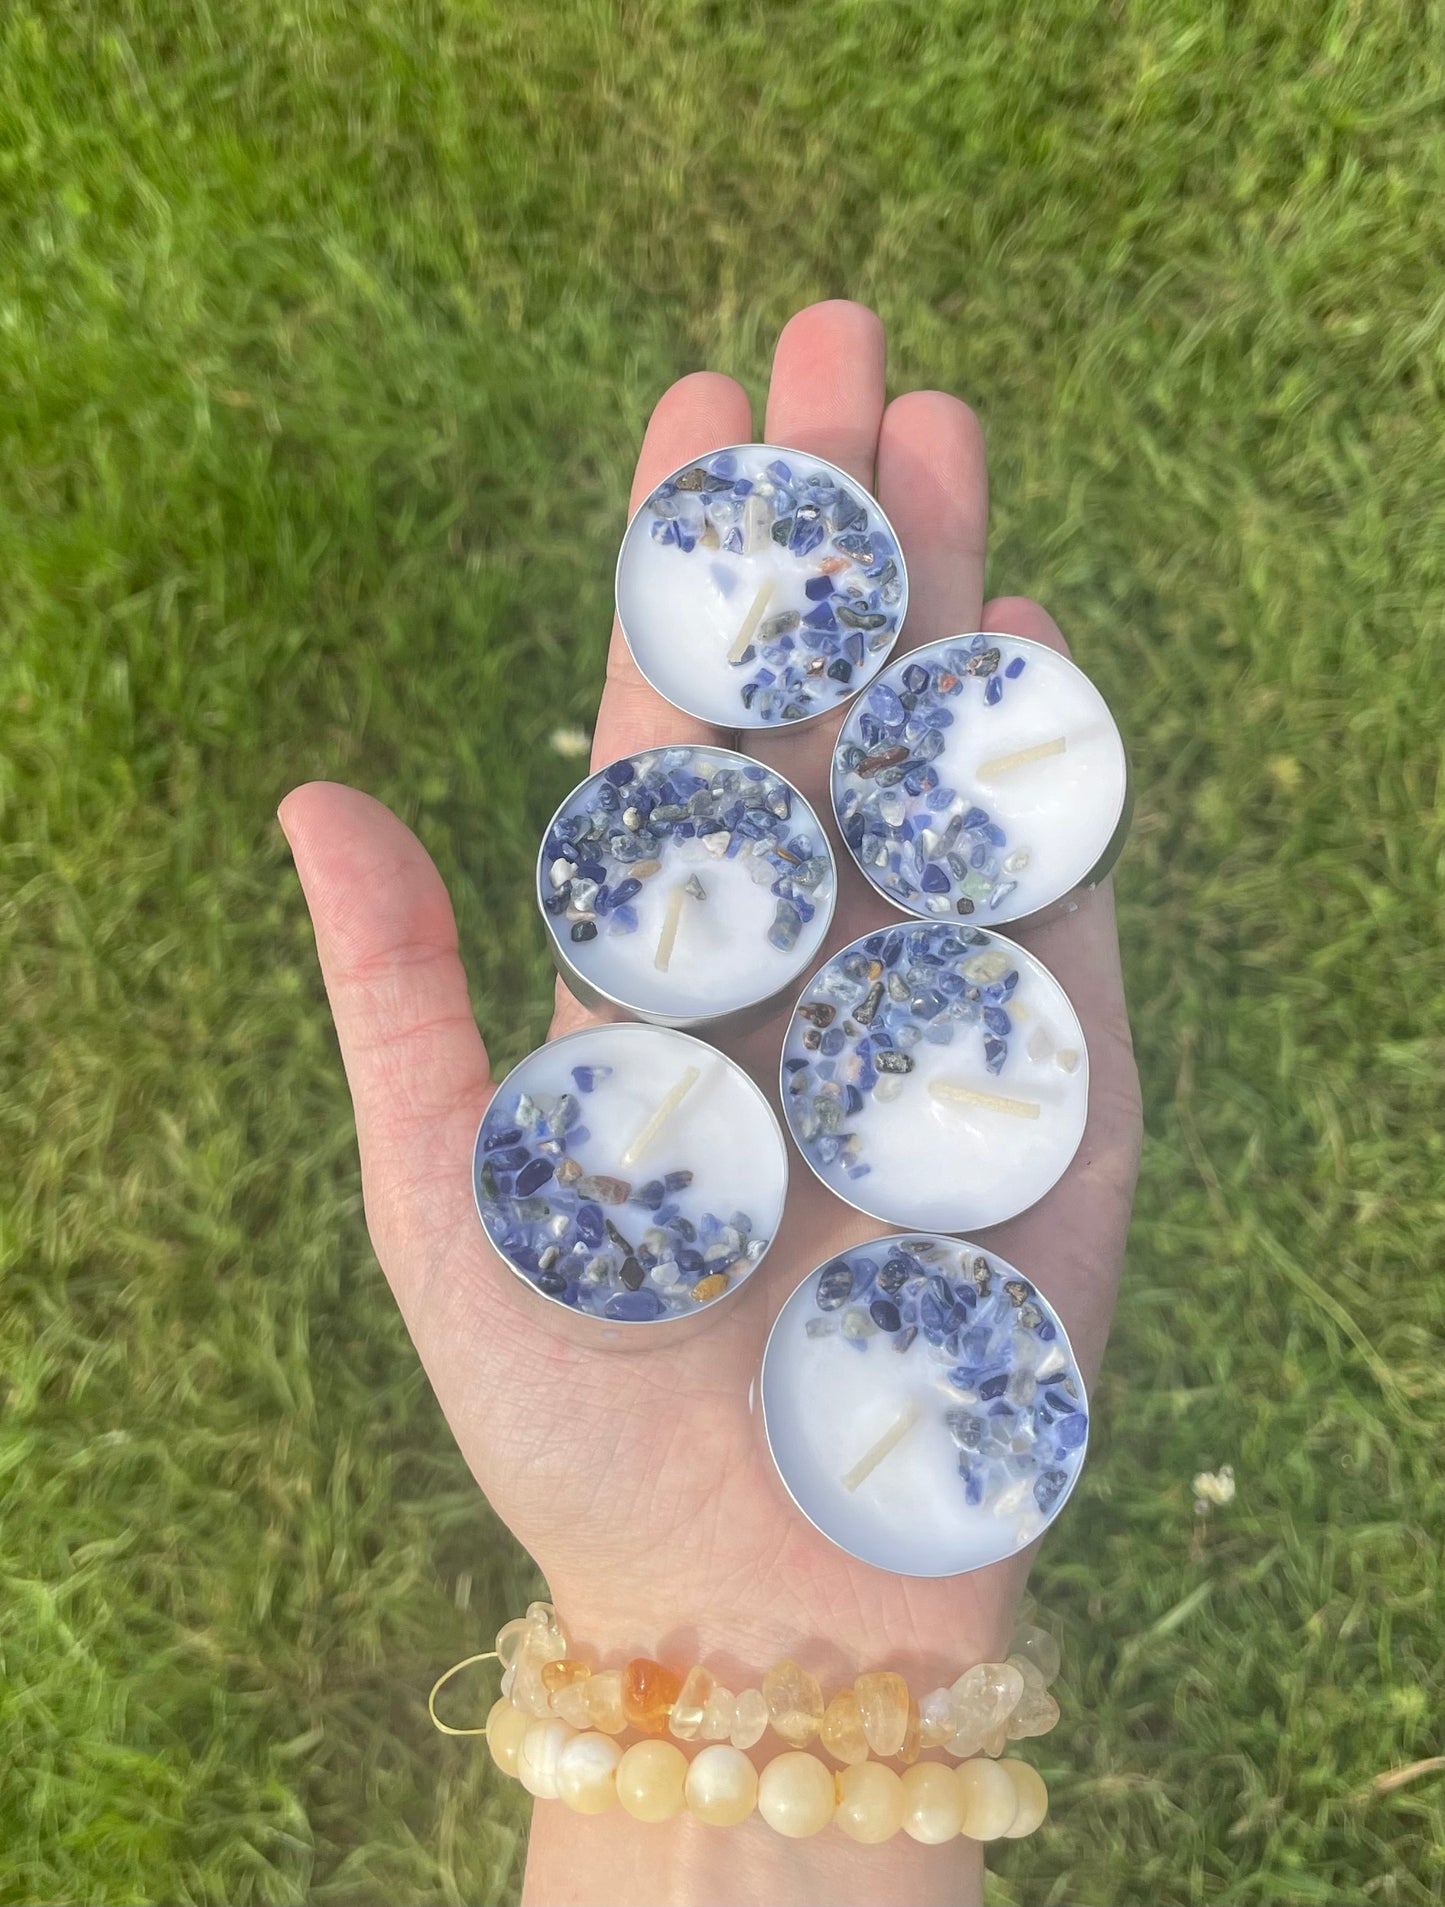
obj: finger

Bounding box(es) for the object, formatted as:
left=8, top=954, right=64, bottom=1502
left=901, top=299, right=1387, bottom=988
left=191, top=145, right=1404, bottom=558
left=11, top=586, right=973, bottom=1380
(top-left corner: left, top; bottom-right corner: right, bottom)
left=593, top=370, right=754, bottom=764
left=279, top=782, right=493, bottom=1290
left=876, top=390, right=988, bottom=649
left=764, top=299, right=887, bottom=484
left=751, top=303, right=888, bottom=796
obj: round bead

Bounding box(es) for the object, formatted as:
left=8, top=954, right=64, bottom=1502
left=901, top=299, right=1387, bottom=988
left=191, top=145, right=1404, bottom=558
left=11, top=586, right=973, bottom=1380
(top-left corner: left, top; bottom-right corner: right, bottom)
left=484, top=1696, right=531, bottom=1777
left=684, top=1744, right=759, bottom=1826
left=900, top=1761, right=965, bottom=1843
left=555, top=1731, right=622, bottom=1814
left=757, top=1752, right=836, bottom=1838
left=616, top=1740, right=689, bottom=1822
left=730, top=1687, right=769, bottom=1751
left=956, top=1755, right=1020, bottom=1841
left=999, top=1758, right=1049, bottom=1838
left=834, top=1761, right=906, bottom=1843
left=516, top=1719, right=574, bottom=1801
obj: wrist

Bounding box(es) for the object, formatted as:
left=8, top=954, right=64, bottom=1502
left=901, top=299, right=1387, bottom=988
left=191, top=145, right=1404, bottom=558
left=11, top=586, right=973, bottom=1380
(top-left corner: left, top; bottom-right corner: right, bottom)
left=549, top=1551, right=1026, bottom=1688
left=524, top=1791, right=985, bottom=1907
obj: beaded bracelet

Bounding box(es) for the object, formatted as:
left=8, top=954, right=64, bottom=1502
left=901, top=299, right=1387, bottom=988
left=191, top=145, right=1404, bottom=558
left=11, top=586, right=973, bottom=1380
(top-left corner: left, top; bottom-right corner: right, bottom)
left=485, top=1713, right=1048, bottom=1843
left=430, top=1601, right=1059, bottom=1841
left=455, top=1600, right=1060, bottom=1759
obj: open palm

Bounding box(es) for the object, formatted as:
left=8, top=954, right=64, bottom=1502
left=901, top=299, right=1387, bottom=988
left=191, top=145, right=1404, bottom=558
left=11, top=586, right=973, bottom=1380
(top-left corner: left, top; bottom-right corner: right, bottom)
left=281, top=301, right=1141, bottom=1707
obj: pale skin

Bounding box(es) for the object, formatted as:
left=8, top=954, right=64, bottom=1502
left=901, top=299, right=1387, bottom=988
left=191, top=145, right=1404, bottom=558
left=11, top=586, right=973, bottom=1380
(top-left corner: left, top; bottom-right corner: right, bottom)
left=281, top=301, right=1142, bottom=1907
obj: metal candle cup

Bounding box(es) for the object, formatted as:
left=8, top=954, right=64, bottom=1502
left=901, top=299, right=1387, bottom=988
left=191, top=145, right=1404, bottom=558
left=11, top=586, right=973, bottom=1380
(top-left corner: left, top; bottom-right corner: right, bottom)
left=759, top=1236, right=1089, bottom=1577
left=780, top=923, right=1088, bottom=1233
left=615, top=443, right=908, bottom=730
left=474, top=1024, right=788, bottom=1349
left=833, top=632, right=1130, bottom=929
left=538, top=744, right=837, bottom=1035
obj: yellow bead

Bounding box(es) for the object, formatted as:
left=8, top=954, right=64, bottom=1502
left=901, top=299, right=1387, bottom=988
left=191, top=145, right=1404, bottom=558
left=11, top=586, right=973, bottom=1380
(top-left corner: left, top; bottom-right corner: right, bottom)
left=762, top=1658, right=825, bottom=1747
left=918, top=1687, right=956, bottom=1748
left=699, top=1684, right=737, bottom=1741
left=555, top=1731, right=622, bottom=1814
left=494, top=1616, right=532, bottom=1668
left=582, top=1667, right=627, bottom=1735
left=730, top=1688, right=768, bottom=1751
left=485, top=1696, right=531, bottom=1777
left=1006, top=1684, right=1061, bottom=1741
left=819, top=1689, right=869, bottom=1765
left=509, top=1622, right=570, bottom=1717
left=542, top=1658, right=590, bottom=1697
left=900, top=1761, right=965, bottom=1843
left=834, top=1761, right=906, bottom=1843
left=998, top=1758, right=1049, bottom=1838
left=622, top=1658, right=683, bottom=1736
left=691, top=1272, right=729, bottom=1303
left=855, top=1671, right=910, bottom=1758
left=516, top=1719, right=574, bottom=1800
left=947, top=1661, right=1025, bottom=1757
left=669, top=1663, right=714, bottom=1741
left=684, top=1744, right=759, bottom=1826
left=550, top=1680, right=593, bottom=1729
left=899, top=1700, right=921, bottom=1766
left=1009, top=1623, right=1062, bottom=1687
left=616, top=1740, right=689, bottom=1823
left=757, top=1752, right=836, bottom=1838
left=956, top=1756, right=1020, bottom=1841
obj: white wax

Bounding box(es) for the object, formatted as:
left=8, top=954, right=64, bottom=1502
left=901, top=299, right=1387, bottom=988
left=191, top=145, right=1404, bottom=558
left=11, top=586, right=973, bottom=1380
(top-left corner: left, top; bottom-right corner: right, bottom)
left=833, top=633, right=1128, bottom=925
left=760, top=1240, right=1088, bottom=1576
left=476, top=1024, right=788, bottom=1325
left=781, top=927, right=1087, bottom=1232
left=615, top=444, right=906, bottom=729
left=539, top=747, right=834, bottom=1024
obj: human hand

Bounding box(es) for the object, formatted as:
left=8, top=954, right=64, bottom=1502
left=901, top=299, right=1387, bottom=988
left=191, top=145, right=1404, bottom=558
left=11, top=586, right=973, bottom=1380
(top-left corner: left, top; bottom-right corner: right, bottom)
left=282, top=300, right=1141, bottom=1904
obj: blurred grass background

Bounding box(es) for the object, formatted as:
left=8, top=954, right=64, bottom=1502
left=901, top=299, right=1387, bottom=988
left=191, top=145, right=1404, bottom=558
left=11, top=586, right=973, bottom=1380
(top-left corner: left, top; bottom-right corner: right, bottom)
left=2, top=1, right=1443, bottom=1902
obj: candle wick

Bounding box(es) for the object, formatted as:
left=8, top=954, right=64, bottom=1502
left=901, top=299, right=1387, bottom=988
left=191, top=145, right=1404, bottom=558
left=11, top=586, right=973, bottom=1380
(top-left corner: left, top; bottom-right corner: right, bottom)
left=727, top=578, right=776, bottom=663
left=976, top=735, right=1068, bottom=780
left=841, top=1401, right=922, bottom=1492
left=654, top=875, right=706, bottom=973
left=928, top=1078, right=1042, bottom=1120
left=620, top=1064, right=703, bottom=1168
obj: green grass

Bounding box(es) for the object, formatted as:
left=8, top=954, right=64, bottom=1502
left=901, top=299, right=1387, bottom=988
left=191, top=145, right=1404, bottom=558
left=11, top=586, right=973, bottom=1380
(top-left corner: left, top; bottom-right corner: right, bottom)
left=2, top=1, right=1443, bottom=1901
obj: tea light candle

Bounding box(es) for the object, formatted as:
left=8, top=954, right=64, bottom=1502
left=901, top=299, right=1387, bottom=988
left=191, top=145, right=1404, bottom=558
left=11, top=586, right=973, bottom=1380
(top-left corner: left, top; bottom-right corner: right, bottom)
left=538, top=745, right=836, bottom=1029
left=833, top=633, right=1128, bottom=926
left=780, top=923, right=1087, bottom=1232
left=615, top=444, right=908, bottom=729
left=759, top=1236, right=1088, bottom=1576
left=475, top=1025, right=788, bottom=1334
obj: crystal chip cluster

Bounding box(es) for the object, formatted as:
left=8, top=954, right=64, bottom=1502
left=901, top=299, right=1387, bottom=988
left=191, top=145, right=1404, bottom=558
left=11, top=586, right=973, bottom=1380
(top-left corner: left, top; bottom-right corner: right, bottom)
left=781, top=923, right=1023, bottom=1183
left=805, top=1236, right=1088, bottom=1523
left=641, top=449, right=904, bottom=723
left=541, top=747, right=833, bottom=959
left=833, top=635, right=1033, bottom=918
left=475, top=1067, right=768, bottom=1322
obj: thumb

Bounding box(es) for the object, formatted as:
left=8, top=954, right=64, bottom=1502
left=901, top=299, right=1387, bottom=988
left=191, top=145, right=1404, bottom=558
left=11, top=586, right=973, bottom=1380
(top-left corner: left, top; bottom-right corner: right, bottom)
left=279, top=780, right=499, bottom=1321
